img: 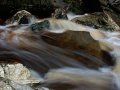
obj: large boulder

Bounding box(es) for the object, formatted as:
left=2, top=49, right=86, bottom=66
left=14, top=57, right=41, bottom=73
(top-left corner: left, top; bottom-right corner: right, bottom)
left=41, top=30, right=114, bottom=68
left=71, top=12, right=119, bottom=31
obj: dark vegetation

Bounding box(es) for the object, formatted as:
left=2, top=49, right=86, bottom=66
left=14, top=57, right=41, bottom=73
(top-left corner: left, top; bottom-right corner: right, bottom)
left=0, top=0, right=119, bottom=26
left=63, top=0, right=102, bottom=14
left=0, top=0, right=54, bottom=19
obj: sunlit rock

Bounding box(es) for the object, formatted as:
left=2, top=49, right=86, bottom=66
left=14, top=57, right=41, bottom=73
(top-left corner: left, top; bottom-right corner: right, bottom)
left=0, top=62, right=47, bottom=89
left=0, top=77, right=33, bottom=90
left=6, top=10, right=37, bottom=25
left=0, top=63, right=43, bottom=84
left=71, top=12, right=119, bottom=31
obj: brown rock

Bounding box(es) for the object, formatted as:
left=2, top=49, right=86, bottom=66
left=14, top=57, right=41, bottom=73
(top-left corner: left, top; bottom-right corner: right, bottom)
left=41, top=30, right=114, bottom=68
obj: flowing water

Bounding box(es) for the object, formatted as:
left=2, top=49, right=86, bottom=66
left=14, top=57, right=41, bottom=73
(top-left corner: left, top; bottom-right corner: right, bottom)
left=0, top=17, right=120, bottom=90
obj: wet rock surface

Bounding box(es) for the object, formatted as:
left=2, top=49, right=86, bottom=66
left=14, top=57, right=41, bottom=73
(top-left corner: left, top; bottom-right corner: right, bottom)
left=30, top=20, right=50, bottom=32
left=41, top=31, right=114, bottom=68
left=71, top=12, right=120, bottom=31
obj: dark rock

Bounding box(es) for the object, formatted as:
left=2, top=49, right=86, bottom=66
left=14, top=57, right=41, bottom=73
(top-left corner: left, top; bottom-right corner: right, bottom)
left=99, top=0, right=109, bottom=6
left=0, top=19, right=5, bottom=25
left=99, top=0, right=120, bottom=27
left=103, top=10, right=120, bottom=28
left=52, top=7, right=68, bottom=19
left=109, top=0, right=120, bottom=12
left=0, top=0, right=55, bottom=19
left=51, top=0, right=67, bottom=7
left=19, top=16, right=29, bottom=24
left=62, top=0, right=102, bottom=14
left=82, top=0, right=103, bottom=13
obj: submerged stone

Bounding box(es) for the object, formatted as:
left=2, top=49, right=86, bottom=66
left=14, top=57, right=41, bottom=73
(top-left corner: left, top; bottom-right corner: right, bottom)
left=41, top=30, right=114, bottom=68
left=30, top=20, right=50, bottom=32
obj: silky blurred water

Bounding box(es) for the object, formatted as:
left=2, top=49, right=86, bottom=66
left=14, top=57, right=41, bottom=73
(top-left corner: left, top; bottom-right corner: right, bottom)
left=0, top=18, right=120, bottom=90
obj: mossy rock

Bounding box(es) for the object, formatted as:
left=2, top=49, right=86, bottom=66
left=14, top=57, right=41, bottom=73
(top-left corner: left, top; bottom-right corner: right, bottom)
left=30, top=20, right=50, bottom=32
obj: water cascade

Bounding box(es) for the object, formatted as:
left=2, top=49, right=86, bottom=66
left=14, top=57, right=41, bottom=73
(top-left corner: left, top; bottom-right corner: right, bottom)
left=0, top=10, right=120, bottom=90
